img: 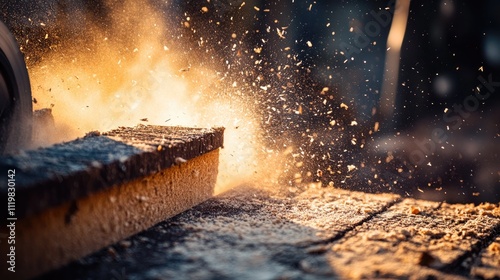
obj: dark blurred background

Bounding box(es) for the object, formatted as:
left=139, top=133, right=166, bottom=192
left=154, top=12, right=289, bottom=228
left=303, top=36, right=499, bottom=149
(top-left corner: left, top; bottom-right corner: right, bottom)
left=1, top=0, right=499, bottom=203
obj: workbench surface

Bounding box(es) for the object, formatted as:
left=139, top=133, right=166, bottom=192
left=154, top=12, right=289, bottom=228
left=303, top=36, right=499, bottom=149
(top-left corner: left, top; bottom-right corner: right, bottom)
left=40, top=184, right=500, bottom=279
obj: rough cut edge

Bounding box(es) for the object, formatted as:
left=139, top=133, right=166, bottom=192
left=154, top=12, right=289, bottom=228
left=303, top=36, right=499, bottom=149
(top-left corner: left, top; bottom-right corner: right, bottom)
left=0, top=125, right=224, bottom=219
left=0, top=149, right=219, bottom=280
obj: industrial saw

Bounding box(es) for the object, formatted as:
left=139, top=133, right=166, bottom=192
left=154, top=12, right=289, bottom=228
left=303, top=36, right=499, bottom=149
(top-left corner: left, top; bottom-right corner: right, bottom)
left=0, top=20, right=32, bottom=154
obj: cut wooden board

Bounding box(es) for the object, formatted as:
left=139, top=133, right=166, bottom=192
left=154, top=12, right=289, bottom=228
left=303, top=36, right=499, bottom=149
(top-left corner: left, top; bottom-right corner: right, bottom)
left=0, top=125, right=224, bottom=279
left=39, top=184, right=500, bottom=280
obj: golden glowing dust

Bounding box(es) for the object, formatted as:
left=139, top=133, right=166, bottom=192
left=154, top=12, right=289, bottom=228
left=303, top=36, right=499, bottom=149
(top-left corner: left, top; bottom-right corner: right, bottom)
left=28, top=0, right=284, bottom=195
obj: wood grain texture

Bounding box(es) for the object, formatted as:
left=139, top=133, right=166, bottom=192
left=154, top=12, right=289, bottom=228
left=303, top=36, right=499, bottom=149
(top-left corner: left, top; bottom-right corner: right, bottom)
left=40, top=185, right=500, bottom=280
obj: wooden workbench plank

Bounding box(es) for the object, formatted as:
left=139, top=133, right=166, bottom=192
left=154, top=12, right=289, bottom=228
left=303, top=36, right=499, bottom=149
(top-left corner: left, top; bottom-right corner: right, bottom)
left=38, top=185, right=400, bottom=279
left=35, top=185, right=500, bottom=279
left=283, top=185, right=400, bottom=243
left=325, top=198, right=500, bottom=279
left=471, top=236, right=500, bottom=279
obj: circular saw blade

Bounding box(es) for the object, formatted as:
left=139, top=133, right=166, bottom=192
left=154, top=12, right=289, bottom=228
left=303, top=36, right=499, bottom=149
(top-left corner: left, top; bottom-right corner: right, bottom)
left=0, top=20, right=32, bottom=154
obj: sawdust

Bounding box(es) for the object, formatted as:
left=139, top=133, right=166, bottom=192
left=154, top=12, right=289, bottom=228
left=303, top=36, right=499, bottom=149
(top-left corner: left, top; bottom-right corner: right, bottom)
left=39, top=183, right=500, bottom=280
left=471, top=236, right=500, bottom=279
left=326, top=199, right=500, bottom=279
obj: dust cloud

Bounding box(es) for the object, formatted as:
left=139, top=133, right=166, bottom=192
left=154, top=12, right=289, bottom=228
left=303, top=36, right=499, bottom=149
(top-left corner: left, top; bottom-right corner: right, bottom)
left=28, top=0, right=282, bottom=194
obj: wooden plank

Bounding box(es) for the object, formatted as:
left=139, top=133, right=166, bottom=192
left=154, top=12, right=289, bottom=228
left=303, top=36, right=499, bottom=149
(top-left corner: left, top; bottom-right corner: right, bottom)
left=37, top=186, right=500, bottom=280
left=0, top=125, right=224, bottom=218
left=326, top=199, right=500, bottom=279
left=0, top=125, right=224, bottom=279
left=471, top=236, right=500, bottom=279
left=38, top=185, right=400, bottom=279
left=282, top=185, right=400, bottom=243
